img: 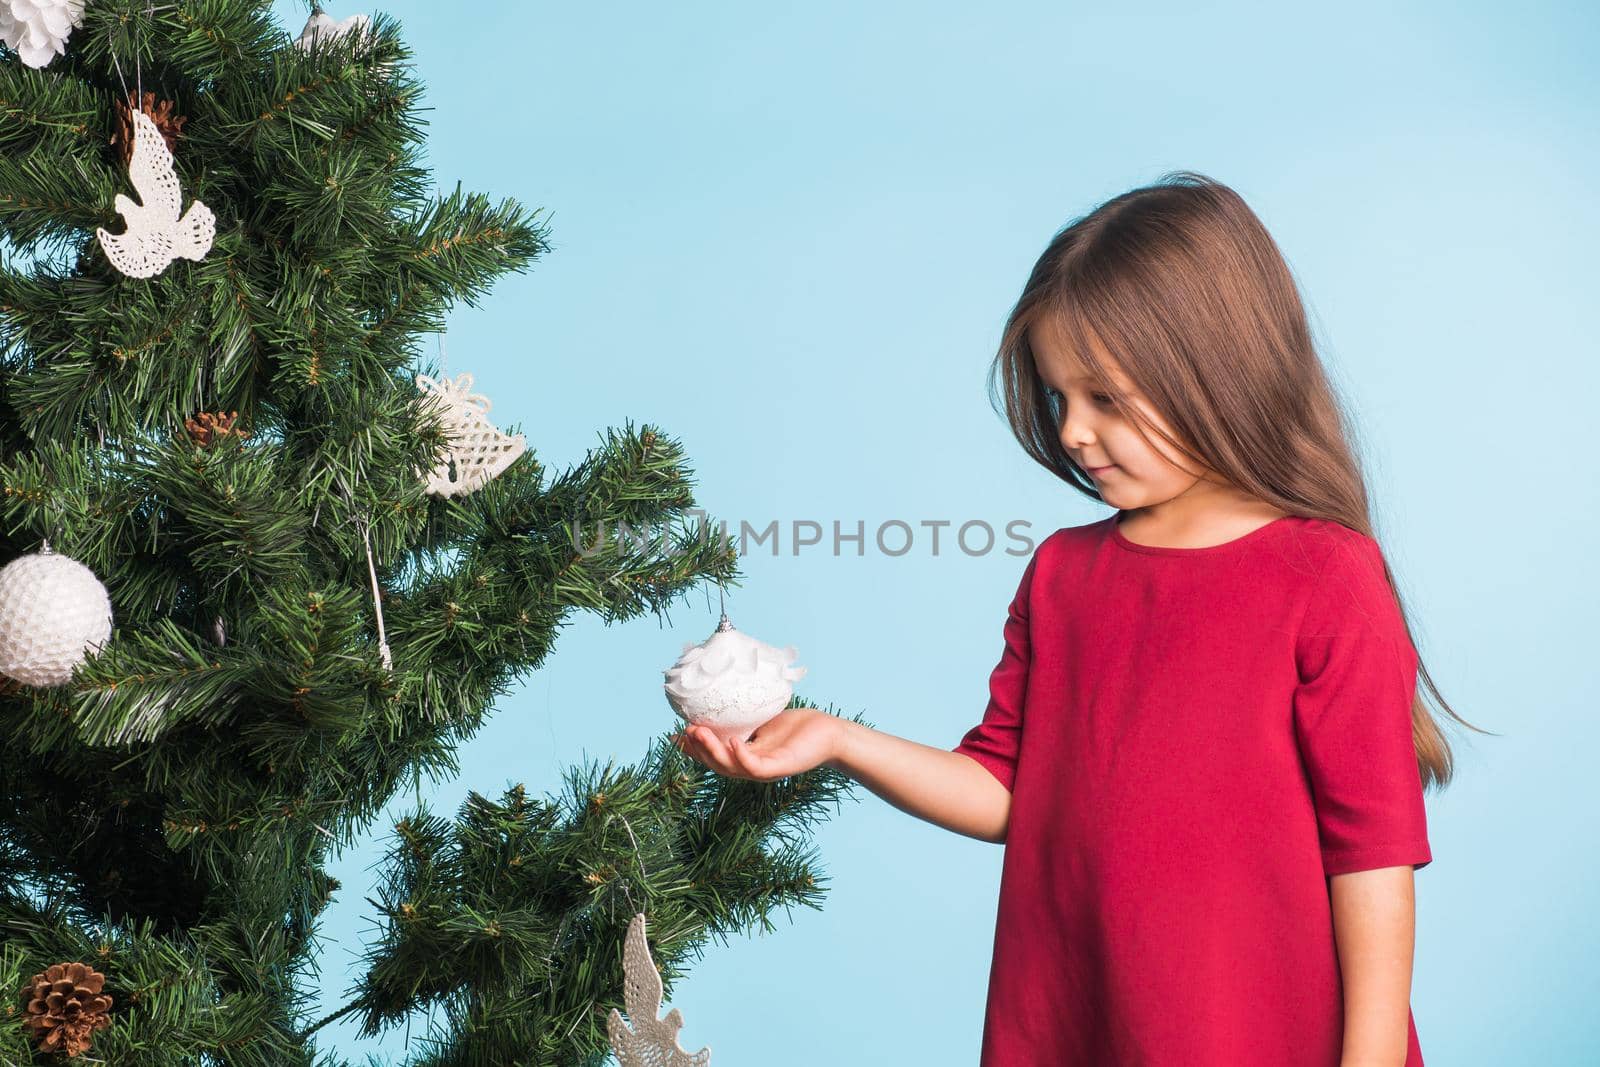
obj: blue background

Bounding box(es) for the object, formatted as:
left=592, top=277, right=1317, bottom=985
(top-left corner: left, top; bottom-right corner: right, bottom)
left=265, top=1, right=1598, bottom=1063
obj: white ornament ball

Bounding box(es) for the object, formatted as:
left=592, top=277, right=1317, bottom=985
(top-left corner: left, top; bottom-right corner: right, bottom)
left=0, top=544, right=113, bottom=687
left=663, top=613, right=806, bottom=739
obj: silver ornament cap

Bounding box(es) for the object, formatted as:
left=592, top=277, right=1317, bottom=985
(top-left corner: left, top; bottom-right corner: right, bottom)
left=0, top=542, right=114, bottom=688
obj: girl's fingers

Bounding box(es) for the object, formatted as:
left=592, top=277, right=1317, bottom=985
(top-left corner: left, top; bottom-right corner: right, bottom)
left=685, top=729, right=715, bottom=767
left=690, top=726, right=740, bottom=777
left=714, top=731, right=765, bottom=779
left=678, top=725, right=773, bottom=781
left=675, top=729, right=710, bottom=768
left=727, top=736, right=763, bottom=777
left=704, top=729, right=738, bottom=767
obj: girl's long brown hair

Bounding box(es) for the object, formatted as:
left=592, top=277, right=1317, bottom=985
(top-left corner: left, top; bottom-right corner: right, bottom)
left=993, top=170, right=1484, bottom=791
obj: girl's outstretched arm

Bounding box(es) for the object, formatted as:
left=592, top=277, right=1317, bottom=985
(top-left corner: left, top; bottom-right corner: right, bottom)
left=1329, top=865, right=1417, bottom=1067
left=674, top=708, right=1012, bottom=844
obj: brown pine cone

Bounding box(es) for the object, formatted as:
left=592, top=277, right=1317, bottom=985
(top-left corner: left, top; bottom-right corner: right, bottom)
left=184, top=410, right=251, bottom=447
left=111, top=91, right=188, bottom=164
left=20, top=962, right=114, bottom=1058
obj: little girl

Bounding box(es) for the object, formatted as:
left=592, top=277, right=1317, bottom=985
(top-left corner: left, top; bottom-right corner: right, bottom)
left=672, top=172, right=1472, bottom=1067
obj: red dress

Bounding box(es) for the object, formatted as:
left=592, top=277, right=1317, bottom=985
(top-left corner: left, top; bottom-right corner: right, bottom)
left=952, top=512, right=1431, bottom=1066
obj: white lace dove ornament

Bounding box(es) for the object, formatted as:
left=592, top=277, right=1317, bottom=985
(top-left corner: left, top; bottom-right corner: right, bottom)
left=607, top=911, right=712, bottom=1067
left=414, top=372, right=526, bottom=497
left=96, top=109, right=215, bottom=279
left=663, top=612, right=806, bottom=740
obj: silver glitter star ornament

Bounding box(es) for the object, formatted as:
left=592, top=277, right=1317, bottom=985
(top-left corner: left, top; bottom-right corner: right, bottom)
left=607, top=911, right=712, bottom=1067
left=414, top=371, right=527, bottom=497
left=663, top=611, right=806, bottom=739
left=95, top=109, right=215, bottom=279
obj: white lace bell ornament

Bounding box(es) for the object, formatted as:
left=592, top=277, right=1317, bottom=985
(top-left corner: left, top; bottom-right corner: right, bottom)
left=414, top=371, right=527, bottom=497
left=0, top=540, right=113, bottom=687
left=663, top=612, right=806, bottom=740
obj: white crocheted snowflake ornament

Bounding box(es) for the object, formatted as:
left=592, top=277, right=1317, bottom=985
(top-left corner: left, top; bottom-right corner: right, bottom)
left=0, top=543, right=113, bottom=688
left=0, top=0, right=85, bottom=69
left=607, top=912, right=712, bottom=1067
left=414, top=372, right=526, bottom=497
left=663, top=613, right=806, bottom=739
left=96, top=108, right=215, bottom=279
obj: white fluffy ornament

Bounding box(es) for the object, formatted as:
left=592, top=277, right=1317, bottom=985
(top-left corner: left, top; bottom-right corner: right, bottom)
left=0, top=541, right=113, bottom=688
left=663, top=611, right=806, bottom=740
left=0, top=0, right=85, bottom=69
left=96, top=108, right=215, bottom=279
left=414, top=371, right=526, bottom=497
left=607, top=911, right=712, bottom=1067
left=292, top=7, right=394, bottom=79
left=292, top=8, right=372, bottom=51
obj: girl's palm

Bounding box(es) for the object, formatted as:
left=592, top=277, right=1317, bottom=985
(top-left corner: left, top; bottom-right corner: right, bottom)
left=674, top=707, right=839, bottom=782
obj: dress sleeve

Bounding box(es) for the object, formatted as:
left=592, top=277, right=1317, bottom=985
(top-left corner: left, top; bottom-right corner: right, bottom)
left=950, top=547, right=1040, bottom=793
left=1293, top=535, right=1432, bottom=877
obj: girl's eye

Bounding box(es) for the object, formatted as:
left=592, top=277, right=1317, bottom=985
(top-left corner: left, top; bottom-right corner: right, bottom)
left=1045, top=387, right=1116, bottom=406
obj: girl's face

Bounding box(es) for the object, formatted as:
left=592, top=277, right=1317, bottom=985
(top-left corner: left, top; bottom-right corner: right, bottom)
left=1029, top=317, right=1211, bottom=508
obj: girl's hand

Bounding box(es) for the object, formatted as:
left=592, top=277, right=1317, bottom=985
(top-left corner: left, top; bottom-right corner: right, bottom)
left=672, top=707, right=843, bottom=782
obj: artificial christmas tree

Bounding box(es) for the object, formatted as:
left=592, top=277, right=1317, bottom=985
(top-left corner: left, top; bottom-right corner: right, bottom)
left=0, top=2, right=859, bottom=1063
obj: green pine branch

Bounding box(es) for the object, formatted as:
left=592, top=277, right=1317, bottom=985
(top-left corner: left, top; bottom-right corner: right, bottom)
left=0, top=3, right=854, bottom=1063
left=323, top=708, right=865, bottom=1063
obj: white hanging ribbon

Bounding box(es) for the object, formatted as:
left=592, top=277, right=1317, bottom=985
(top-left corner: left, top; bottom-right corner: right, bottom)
left=360, top=513, right=392, bottom=671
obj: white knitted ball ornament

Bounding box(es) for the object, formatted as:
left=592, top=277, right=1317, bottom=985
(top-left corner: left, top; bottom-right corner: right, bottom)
left=663, top=612, right=806, bottom=739
left=0, top=543, right=113, bottom=687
